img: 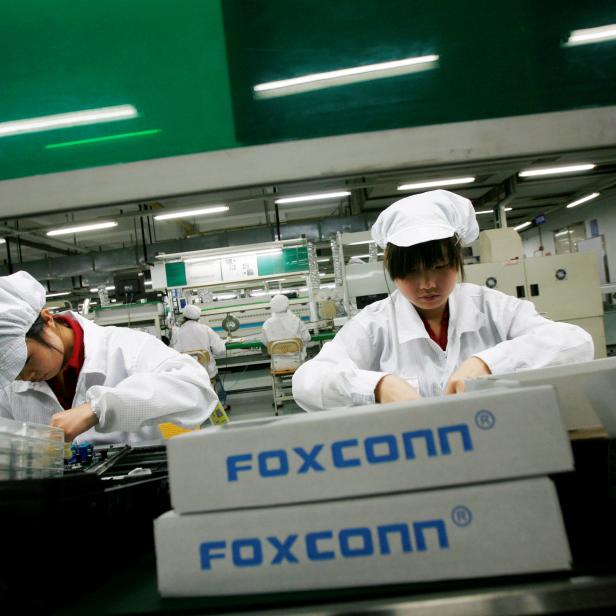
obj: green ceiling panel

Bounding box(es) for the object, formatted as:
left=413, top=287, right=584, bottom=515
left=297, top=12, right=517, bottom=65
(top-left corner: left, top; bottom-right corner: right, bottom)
left=1, top=1, right=616, bottom=183
left=0, top=0, right=236, bottom=181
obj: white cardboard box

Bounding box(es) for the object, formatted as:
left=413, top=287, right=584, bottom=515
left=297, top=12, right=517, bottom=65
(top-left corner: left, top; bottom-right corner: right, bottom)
left=155, top=478, right=571, bottom=597
left=468, top=356, right=616, bottom=431
left=167, top=386, right=572, bottom=514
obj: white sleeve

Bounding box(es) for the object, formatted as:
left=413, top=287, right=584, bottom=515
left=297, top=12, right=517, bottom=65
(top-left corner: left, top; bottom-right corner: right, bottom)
left=474, top=292, right=594, bottom=374
left=292, top=318, right=389, bottom=412
left=0, top=387, right=13, bottom=419
left=260, top=321, right=270, bottom=347
left=170, top=326, right=180, bottom=350
left=86, top=338, right=218, bottom=433
left=298, top=320, right=311, bottom=344
left=207, top=327, right=227, bottom=357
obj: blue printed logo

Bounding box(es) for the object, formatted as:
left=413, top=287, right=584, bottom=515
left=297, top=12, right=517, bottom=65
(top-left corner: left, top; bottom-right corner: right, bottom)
left=199, top=518, right=450, bottom=571
left=226, top=423, right=474, bottom=482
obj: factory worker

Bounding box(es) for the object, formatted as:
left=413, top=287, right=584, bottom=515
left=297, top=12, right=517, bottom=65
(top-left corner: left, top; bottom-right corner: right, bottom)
left=261, top=294, right=311, bottom=361
left=171, top=305, right=229, bottom=411
left=292, top=190, right=594, bottom=411
left=0, top=271, right=219, bottom=444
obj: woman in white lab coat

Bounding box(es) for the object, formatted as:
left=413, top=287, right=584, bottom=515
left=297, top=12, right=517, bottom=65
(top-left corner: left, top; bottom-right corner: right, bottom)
left=292, top=190, right=594, bottom=412
left=171, top=305, right=230, bottom=410
left=0, top=271, right=219, bottom=444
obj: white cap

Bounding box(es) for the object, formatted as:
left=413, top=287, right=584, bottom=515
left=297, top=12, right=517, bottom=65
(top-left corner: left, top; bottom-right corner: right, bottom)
left=0, top=271, right=47, bottom=387
left=270, top=294, right=289, bottom=313
left=371, top=190, right=479, bottom=249
left=182, top=305, right=201, bottom=320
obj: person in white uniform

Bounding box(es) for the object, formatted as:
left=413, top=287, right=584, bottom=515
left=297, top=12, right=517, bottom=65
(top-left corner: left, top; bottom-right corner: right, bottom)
left=171, top=305, right=229, bottom=410
left=292, top=189, right=594, bottom=411
left=261, top=294, right=311, bottom=367
left=0, top=271, right=219, bottom=444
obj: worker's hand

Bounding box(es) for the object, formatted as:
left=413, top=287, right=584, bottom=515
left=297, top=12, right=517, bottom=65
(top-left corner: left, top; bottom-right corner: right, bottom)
left=445, top=357, right=491, bottom=395
left=50, top=403, right=99, bottom=442
left=375, top=374, right=422, bottom=404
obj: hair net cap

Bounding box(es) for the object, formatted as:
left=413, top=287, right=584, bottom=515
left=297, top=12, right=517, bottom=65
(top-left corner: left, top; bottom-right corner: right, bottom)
left=182, top=305, right=201, bottom=321
left=0, top=271, right=47, bottom=388
left=270, top=294, right=289, bottom=313
left=371, top=190, right=479, bottom=249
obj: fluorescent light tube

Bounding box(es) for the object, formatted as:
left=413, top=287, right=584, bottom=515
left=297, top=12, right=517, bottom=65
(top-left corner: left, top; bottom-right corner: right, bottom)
left=0, top=105, right=137, bottom=138
left=566, top=192, right=600, bottom=209
left=275, top=191, right=351, bottom=205
left=45, top=291, right=71, bottom=298
left=514, top=221, right=532, bottom=231
left=153, top=205, right=229, bottom=221
left=518, top=163, right=595, bottom=178
left=214, top=293, right=237, bottom=300
left=0, top=239, right=5, bottom=244
left=254, top=55, right=439, bottom=98
left=348, top=240, right=374, bottom=246
left=89, top=285, right=115, bottom=293
left=475, top=209, right=494, bottom=215
left=566, top=24, right=616, bottom=46
left=47, top=221, right=118, bottom=237
left=185, top=249, right=282, bottom=264
left=398, top=177, right=475, bottom=191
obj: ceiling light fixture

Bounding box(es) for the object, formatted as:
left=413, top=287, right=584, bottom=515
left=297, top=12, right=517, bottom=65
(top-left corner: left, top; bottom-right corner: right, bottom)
left=566, top=192, right=600, bottom=209
left=0, top=105, right=137, bottom=138
left=47, top=221, right=118, bottom=237
left=185, top=248, right=282, bottom=264
left=518, top=163, right=595, bottom=178
left=254, top=55, right=439, bottom=98
left=475, top=209, right=494, bottom=215
left=274, top=191, right=351, bottom=205
left=397, top=177, right=475, bottom=191
left=153, top=205, right=229, bottom=221
left=514, top=221, right=532, bottom=231
left=89, top=285, right=116, bottom=293
left=45, top=291, right=71, bottom=298
left=566, top=24, right=616, bottom=46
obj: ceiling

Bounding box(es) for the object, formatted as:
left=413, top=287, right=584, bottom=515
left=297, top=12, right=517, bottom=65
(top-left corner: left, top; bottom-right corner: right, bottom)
left=2, top=144, right=615, bottom=269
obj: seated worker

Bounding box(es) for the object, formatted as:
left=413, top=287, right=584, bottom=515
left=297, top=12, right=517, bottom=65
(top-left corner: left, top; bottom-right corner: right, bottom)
left=0, top=271, right=219, bottom=444
left=171, top=305, right=230, bottom=411
left=261, top=294, right=311, bottom=367
left=292, top=189, right=594, bottom=411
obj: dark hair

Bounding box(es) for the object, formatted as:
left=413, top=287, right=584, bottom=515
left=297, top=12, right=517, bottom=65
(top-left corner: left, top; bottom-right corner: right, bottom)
left=384, top=236, right=465, bottom=281
left=26, top=314, right=61, bottom=352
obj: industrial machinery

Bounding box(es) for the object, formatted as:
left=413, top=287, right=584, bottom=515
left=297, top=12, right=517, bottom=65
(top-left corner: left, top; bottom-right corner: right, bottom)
left=466, top=229, right=607, bottom=358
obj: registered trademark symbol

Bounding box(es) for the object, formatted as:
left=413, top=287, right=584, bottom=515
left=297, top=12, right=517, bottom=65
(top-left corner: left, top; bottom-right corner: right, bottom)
left=475, top=409, right=495, bottom=430
left=451, top=506, right=473, bottom=527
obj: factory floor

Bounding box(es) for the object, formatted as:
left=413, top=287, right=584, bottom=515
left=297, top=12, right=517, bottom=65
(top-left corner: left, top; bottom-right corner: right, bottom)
left=218, top=365, right=306, bottom=420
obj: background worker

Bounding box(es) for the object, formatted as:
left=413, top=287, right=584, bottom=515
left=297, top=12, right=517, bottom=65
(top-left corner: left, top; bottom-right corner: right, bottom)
left=171, top=304, right=230, bottom=411
left=261, top=294, right=311, bottom=363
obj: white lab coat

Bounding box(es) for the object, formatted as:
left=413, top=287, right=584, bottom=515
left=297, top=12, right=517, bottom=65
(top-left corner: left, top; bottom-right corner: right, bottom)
left=292, top=283, right=594, bottom=411
left=261, top=311, right=311, bottom=361
left=0, top=312, right=219, bottom=445
left=171, top=320, right=226, bottom=378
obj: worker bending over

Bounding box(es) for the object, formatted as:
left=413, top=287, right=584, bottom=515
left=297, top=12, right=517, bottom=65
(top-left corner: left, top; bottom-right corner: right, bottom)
left=0, top=271, right=218, bottom=444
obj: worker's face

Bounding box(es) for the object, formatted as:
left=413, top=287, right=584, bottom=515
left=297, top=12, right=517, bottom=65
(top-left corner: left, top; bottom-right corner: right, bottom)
left=17, top=324, right=64, bottom=383
left=394, top=264, right=458, bottom=312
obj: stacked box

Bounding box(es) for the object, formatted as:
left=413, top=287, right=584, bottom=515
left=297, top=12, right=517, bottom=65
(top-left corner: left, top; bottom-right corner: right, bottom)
left=155, top=386, right=573, bottom=596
